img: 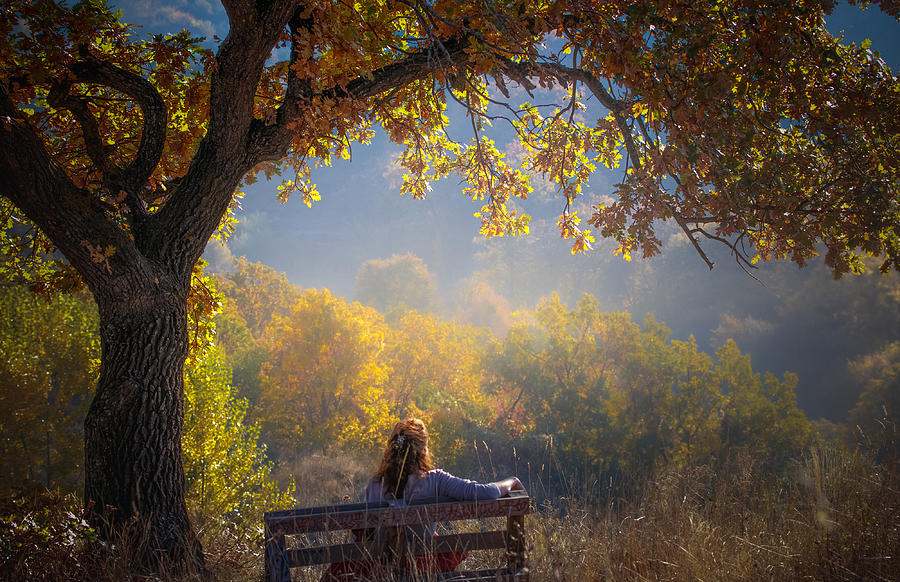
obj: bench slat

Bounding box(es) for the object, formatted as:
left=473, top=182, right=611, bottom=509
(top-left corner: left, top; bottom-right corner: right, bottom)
left=265, top=501, right=389, bottom=519
left=411, top=530, right=508, bottom=555
left=285, top=541, right=370, bottom=566
left=284, top=530, right=509, bottom=567
left=266, top=492, right=530, bottom=535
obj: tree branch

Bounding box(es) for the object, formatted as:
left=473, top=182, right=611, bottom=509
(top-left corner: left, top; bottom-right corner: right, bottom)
left=494, top=57, right=731, bottom=269
left=0, top=82, right=147, bottom=293
left=70, top=45, right=166, bottom=202
left=47, top=78, right=146, bottom=218
left=48, top=79, right=115, bottom=180
left=147, top=1, right=303, bottom=277
left=207, top=1, right=303, bottom=146
left=693, top=224, right=762, bottom=281
left=285, top=10, right=314, bottom=104
left=247, top=34, right=470, bottom=164
left=672, top=213, right=715, bottom=270
left=220, top=0, right=257, bottom=33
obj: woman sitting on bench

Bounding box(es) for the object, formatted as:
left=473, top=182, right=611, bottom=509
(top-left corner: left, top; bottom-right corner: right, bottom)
left=324, top=417, right=523, bottom=580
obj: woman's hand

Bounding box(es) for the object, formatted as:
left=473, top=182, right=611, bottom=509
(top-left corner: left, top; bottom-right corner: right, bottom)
left=492, top=476, right=524, bottom=497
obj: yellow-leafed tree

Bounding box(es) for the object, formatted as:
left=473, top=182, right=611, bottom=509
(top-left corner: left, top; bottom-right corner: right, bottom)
left=257, top=289, right=392, bottom=455
left=384, top=311, right=495, bottom=460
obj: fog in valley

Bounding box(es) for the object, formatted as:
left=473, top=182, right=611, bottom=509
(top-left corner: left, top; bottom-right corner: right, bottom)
left=205, top=125, right=899, bottom=423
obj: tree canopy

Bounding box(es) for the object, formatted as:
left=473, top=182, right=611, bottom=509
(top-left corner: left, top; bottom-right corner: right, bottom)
left=1, top=0, right=898, bottom=574
left=2, top=0, right=899, bottom=286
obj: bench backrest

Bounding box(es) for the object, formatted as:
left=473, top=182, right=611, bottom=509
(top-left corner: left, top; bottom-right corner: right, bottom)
left=264, top=490, right=530, bottom=581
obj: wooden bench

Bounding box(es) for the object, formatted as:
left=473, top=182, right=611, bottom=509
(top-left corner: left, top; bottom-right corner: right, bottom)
left=264, top=489, right=530, bottom=581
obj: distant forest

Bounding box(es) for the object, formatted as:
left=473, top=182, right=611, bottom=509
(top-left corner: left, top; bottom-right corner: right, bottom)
left=448, top=225, right=900, bottom=422
left=3, top=254, right=897, bottom=498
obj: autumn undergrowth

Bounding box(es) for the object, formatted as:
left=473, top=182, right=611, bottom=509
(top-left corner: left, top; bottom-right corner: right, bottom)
left=0, top=486, right=197, bottom=582
left=3, top=439, right=898, bottom=582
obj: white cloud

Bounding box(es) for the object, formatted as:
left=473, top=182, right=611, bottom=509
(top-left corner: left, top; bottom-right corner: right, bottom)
left=381, top=152, right=404, bottom=190
left=502, top=140, right=526, bottom=168
left=666, top=231, right=689, bottom=249
left=156, top=5, right=216, bottom=37
left=189, top=0, right=215, bottom=15
left=132, top=0, right=152, bottom=18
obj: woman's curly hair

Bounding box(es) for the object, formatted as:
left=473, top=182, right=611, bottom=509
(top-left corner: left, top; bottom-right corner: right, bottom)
left=372, top=418, right=435, bottom=499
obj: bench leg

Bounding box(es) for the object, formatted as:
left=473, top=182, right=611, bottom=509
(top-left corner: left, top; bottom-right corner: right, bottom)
left=265, top=531, right=292, bottom=582
left=506, top=514, right=526, bottom=570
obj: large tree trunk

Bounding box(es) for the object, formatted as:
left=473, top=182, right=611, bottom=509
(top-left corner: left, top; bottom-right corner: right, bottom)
left=83, top=282, right=204, bottom=574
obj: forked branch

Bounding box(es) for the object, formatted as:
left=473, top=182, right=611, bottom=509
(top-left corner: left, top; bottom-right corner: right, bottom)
left=247, top=32, right=470, bottom=163
left=69, top=45, right=167, bottom=201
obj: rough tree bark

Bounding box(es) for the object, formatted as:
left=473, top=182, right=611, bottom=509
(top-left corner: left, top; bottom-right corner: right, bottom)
left=84, top=281, right=198, bottom=570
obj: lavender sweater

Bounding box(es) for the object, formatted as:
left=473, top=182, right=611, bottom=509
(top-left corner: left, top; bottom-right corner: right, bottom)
left=366, top=469, right=501, bottom=504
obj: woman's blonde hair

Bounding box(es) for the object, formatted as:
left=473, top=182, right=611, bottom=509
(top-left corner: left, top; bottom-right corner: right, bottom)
left=372, top=418, right=435, bottom=499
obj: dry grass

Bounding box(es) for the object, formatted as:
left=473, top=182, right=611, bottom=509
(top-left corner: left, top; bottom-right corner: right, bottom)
left=3, top=443, right=898, bottom=581
left=522, top=447, right=900, bottom=581
left=273, top=450, right=374, bottom=507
